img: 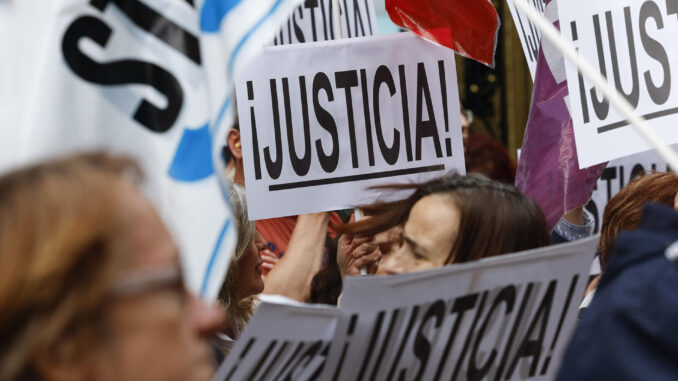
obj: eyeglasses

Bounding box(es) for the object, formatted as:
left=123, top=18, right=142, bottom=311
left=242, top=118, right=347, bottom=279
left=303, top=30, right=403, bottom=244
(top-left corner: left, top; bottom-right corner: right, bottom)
left=109, top=264, right=187, bottom=300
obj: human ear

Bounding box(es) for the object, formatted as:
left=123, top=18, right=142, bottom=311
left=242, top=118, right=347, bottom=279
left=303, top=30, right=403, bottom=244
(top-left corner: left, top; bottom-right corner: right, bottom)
left=227, top=129, right=243, bottom=160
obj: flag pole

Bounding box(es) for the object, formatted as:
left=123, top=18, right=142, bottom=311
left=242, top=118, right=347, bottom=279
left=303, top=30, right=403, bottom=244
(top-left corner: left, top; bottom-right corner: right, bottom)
left=510, top=0, right=678, bottom=172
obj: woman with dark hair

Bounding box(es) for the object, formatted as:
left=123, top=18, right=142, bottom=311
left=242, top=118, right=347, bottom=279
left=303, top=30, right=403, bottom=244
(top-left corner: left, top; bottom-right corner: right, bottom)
left=337, top=173, right=551, bottom=275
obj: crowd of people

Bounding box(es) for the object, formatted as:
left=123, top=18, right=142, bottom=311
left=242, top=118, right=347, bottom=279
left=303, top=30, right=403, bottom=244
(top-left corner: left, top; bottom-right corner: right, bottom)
left=1, top=110, right=677, bottom=380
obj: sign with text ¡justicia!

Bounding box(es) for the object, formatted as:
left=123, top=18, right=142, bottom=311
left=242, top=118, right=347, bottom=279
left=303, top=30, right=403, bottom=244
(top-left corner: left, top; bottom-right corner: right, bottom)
left=559, top=0, right=678, bottom=168
left=235, top=33, right=466, bottom=220
left=322, top=237, right=599, bottom=381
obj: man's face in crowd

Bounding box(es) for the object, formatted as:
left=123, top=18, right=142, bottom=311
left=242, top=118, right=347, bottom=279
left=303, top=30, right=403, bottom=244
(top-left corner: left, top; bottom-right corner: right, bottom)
left=380, top=194, right=461, bottom=274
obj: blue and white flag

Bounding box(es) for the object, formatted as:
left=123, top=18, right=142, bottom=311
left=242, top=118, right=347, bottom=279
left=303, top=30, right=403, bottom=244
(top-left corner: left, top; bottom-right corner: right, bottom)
left=0, top=0, right=301, bottom=302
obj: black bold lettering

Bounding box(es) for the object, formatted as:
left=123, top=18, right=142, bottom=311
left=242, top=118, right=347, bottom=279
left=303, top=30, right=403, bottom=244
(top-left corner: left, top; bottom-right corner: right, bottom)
left=90, top=0, right=201, bottom=64
left=357, top=311, right=386, bottom=380
left=331, top=315, right=358, bottom=381
left=223, top=338, right=256, bottom=381
left=415, top=63, right=443, bottom=159
left=607, top=9, right=640, bottom=107
left=505, top=280, right=557, bottom=379
left=265, top=79, right=284, bottom=179
left=360, top=69, right=376, bottom=166
left=412, top=301, right=446, bottom=381
left=370, top=308, right=402, bottom=380
left=590, top=14, right=610, bottom=120
left=495, top=283, right=534, bottom=381
left=313, top=72, right=340, bottom=173
left=373, top=65, right=401, bottom=165
left=540, top=275, right=579, bottom=375
left=452, top=291, right=488, bottom=381
left=600, top=167, right=617, bottom=201
left=640, top=1, right=671, bottom=105
left=247, top=81, right=263, bottom=180
left=398, top=65, right=414, bottom=161
left=335, top=70, right=361, bottom=168
left=434, top=294, right=480, bottom=381
left=284, top=77, right=312, bottom=176
left=386, top=306, right=420, bottom=380
left=293, top=7, right=306, bottom=43
left=305, top=0, right=320, bottom=42
left=467, top=286, right=516, bottom=381
left=62, top=16, right=183, bottom=133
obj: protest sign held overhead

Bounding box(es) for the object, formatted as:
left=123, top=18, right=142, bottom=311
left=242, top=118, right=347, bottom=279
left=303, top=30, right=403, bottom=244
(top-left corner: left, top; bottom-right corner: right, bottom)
left=214, top=296, right=339, bottom=381
left=321, top=237, right=599, bottom=381
left=506, top=0, right=546, bottom=79
left=272, top=0, right=377, bottom=45
left=559, top=0, right=678, bottom=168
left=235, top=33, right=466, bottom=220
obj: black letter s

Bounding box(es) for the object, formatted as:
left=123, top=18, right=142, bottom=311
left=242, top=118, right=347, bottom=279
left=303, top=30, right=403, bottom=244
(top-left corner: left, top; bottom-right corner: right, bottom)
left=62, top=16, right=183, bottom=133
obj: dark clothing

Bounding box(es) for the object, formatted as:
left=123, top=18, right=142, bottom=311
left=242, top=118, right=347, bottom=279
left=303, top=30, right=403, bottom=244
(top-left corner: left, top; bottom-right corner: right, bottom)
left=557, top=204, right=678, bottom=380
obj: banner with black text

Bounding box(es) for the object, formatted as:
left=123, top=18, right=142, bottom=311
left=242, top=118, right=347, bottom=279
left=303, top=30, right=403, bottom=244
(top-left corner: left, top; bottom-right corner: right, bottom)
left=559, top=0, right=678, bottom=168
left=321, top=237, right=598, bottom=381
left=235, top=33, right=466, bottom=220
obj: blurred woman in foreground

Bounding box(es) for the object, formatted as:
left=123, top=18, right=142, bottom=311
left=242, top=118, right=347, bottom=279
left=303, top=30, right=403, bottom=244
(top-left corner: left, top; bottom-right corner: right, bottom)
left=338, top=173, right=551, bottom=276
left=0, top=153, right=222, bottom=381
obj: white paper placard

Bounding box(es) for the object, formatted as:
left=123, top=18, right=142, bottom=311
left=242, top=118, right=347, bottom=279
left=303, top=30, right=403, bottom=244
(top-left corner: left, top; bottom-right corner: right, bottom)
left=586, top=145, right=675, bottom=232
left=235, top=33, right=466, bottom=220
left=506, top=0, right=546, bottom=79
left=559, top=0, right=678, bottom=168
left=321, top=237, right=599, bottom=381
left=214, top=296, right=339, bottom=381
left=272, top=0, right=377, bottom=45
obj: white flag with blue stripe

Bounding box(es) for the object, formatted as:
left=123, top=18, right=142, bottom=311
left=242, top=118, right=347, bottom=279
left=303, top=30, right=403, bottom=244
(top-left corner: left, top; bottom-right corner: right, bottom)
left=0, top=0, right=301, bottom=302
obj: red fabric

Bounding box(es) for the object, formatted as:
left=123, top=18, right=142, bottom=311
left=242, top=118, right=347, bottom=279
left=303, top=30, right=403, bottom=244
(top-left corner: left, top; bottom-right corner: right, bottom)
left=386, top=0, right=499, bottom=67
left=256, top=213, right=343, bottom=274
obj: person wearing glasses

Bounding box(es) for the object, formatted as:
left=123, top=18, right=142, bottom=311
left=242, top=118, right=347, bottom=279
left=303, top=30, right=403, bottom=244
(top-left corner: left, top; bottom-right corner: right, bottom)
left=0, top=153, right=222, bottom=381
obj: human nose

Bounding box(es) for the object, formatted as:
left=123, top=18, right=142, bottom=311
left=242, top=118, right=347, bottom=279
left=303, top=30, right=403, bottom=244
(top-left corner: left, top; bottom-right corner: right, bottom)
left=380, top=245, right=408, bottom=275
left=189, top=293, right=224, bottom=337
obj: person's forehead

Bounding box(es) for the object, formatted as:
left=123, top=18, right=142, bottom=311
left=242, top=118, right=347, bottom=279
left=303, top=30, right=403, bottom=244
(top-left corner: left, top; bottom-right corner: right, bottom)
left=405, top=195, right=460, bottom=248
left=115, top=182, right=179, bottom=268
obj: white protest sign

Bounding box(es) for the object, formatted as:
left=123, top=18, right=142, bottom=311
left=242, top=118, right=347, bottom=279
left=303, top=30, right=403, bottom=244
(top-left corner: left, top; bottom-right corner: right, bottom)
left=321, top=237, right=598, bottom=381
left=235, top=33, right=466, bottom=220
left=585, top=145, right=675, bottom=233
left=214, top=296, right=338, bottom=381
left=506, top=0, right=546, bottom=79
left=272, top=0, right=377, bottom=45
left=559, top=0, right=678, bottom=168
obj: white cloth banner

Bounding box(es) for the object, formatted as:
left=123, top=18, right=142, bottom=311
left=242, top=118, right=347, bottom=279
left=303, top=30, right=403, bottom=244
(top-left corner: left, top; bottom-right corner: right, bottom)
left=214, top=295, right=339, bottom=381
left=559, top=0, right=678, bottom=168
left=272, top=0, right=377, bottom=45
left=0, top=0, right=303, bottom=301
left=506, top=0, right=546, bottom=79
left=321, top=237, right=598, bottom=381
left=235, top=33, right=466, bottom=220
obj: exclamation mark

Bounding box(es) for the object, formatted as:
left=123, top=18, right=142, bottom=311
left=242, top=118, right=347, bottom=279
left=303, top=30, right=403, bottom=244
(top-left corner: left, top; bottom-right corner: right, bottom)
left=438, top=60, right=452, bottom=157
left=540, top=275, right=579, bottom=375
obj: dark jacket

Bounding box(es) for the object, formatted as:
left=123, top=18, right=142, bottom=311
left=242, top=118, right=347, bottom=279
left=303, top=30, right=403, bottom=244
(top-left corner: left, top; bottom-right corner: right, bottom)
left=557, top=203, right=678, bottom=380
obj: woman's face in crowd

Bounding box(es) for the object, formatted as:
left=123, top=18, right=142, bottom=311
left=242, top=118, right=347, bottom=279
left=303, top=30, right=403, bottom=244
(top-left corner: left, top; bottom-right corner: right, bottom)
left=234, top=231, right=266, bottom=300
left=63, top=183, right=223, bottom=381
left=380, top=194, right=461, bottom=274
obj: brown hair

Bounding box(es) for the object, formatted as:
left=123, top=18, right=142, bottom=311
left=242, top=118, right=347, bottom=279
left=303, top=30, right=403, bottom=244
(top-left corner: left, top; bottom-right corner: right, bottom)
left=0, top=152, right=141, bottom=381
left=599, top=171, right=678, bottom=270
left=338, top=173, right=551, bottom=265
left=465, top=132, right=517, bottom=184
